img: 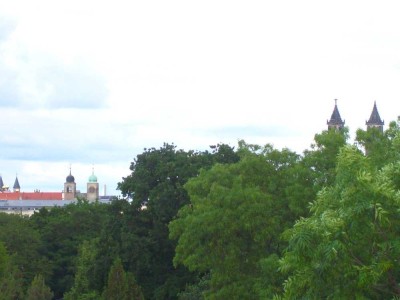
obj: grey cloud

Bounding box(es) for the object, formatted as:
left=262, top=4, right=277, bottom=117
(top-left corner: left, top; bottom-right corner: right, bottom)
left=0, top=136, right=117, bottom=163
left=0, top=111, right=135, bottom=164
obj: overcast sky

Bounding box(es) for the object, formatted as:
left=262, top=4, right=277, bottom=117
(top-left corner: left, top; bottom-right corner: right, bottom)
left=0, top=0, right=400, bottom=194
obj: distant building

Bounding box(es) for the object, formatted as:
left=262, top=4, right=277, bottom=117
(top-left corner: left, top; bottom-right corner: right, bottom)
left=0, top=199, right=113, bottom=216
left=64, top=169, right=76, bottom=200
left=86, top=168, right=99, bottom=202
left=0, top=168, right=115, bottom=215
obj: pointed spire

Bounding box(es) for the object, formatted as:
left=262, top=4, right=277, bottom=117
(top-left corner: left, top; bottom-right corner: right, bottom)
left=366, top=101, right=384, bottom=131
left=0, top=175, right=4, bottom=191
left=327, top=99, right=345, bottom=130
left=13, top=175, right=20, bottom=192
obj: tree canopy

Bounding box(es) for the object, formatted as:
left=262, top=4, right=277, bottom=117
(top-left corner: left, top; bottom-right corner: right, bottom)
left=279, top=145, right=400, bottom=298
left=1, top=120, right=400, bottom=299
left=170, top=143, right=314, bottom=298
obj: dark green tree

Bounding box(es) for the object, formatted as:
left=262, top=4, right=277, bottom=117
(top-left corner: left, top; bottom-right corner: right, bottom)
left=0, top=213, right=49, bottom=289
left=0, top=241, right=9, bottom=278
left=116, top=143, right=238, bottom=299
left=177, top=274, right=210, bottom=300
left=209, top=143, right=240, bottom=165
left=30, top=200, right=109, bottom=298
left=0, top=242, right=24, bottom=299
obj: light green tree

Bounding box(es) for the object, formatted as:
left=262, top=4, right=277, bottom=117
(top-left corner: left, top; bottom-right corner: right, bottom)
left=64, top=239, right=100, bottom=300
left=303, top=127, right=349, bottom=191
left=102, top=258, right=144, bottom=300
left=0, top=263, right=24, bottom=300
left=26, top=274, right=53, bottom=300
left=356, top=119, right=400, bottom=168
left=279, top=145, right=400, bottom=299
left=170, top=143, right=312, bottom=299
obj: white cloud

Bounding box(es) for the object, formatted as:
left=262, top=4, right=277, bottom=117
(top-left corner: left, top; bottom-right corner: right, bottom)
left=0, top=0, right=399, bottom=192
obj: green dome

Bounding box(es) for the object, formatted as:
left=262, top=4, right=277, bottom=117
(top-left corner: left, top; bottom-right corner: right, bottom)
left=88, top=172, right=97, bottom=183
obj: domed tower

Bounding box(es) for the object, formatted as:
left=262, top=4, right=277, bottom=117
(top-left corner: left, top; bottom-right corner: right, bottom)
left=86, top=168, right=99, bottom=202
left=366, top=101, right=384, bottom=132
left=64, top=167, right=76, bottom=200
left=327, top=99, right=345, bottom=130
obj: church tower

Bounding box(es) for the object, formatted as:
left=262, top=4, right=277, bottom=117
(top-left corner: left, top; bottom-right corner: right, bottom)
left=327, top=99, right=345, bottom=130
left=86, top=168, right=99, bottom=202
left=64, top=168, right=76, bottom=200
left=366, top=101, right=384, bottom=132
left=13, top=176, right=20, bottom=192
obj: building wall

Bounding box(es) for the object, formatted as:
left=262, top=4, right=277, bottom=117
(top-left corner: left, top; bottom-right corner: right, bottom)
left=86, top=182, right=99, bottom=202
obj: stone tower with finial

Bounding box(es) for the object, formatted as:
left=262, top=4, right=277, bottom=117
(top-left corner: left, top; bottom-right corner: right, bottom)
left=64, top=166, right=76, bottom=200
left=86, top=167, right=99, bottom=202
left=327, top=99, right=345, bottom=130
left=366, top=101, right=384, bottom=132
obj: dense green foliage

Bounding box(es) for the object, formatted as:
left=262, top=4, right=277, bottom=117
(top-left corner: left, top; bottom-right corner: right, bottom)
left=30, top=200, right=109, bottom=298
left=115, top=143, right=239, bottom=299
left=356, top=120, right=400, bottom=168
left=279, top=145, right=400, bottom=298
left=303, top=127, right=349, bottom=191
left=170, top=143, right=315, bottom=298
left=1, top=123, right=400, bottom=299
left=64, top=239, right=101, bottom=300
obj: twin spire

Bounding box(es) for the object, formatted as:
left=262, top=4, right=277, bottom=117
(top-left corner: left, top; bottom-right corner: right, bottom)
left=0, top=174, right=21, bottom=192
left=366, top=101, right=384, bottom=129
left=328, top=99, right=384, bottom=132
left=13, top=175, right=20, bottom=192
left=327, top=99, right=345, bottom=130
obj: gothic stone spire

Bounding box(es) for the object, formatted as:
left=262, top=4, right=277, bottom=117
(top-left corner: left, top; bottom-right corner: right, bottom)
left=327, top=99, right=345, bottom=130
left=366, top=101, right=384, bottom=132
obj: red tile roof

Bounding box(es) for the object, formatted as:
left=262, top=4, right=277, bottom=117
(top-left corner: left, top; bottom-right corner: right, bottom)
left=0, top=192, right=62, bottom=200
